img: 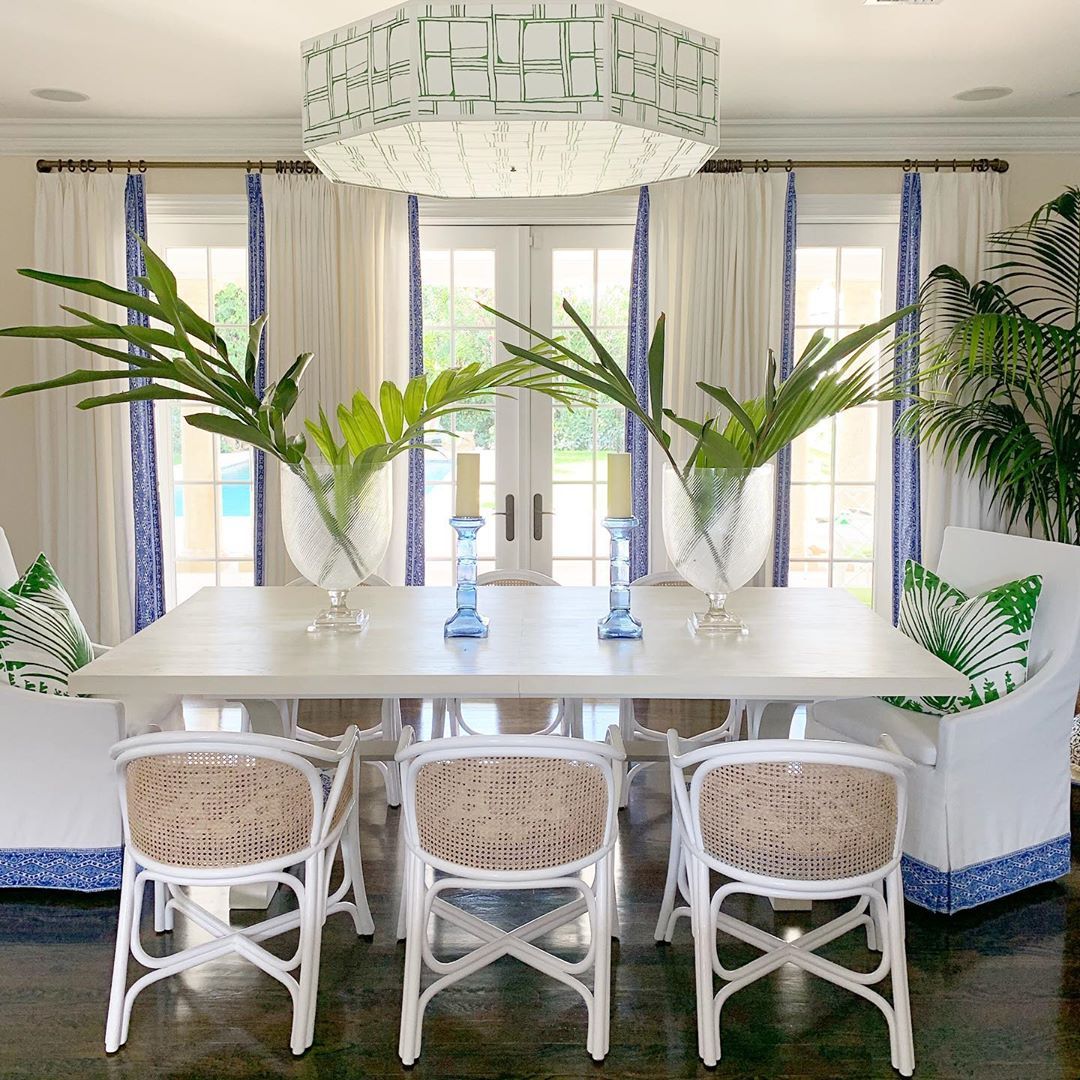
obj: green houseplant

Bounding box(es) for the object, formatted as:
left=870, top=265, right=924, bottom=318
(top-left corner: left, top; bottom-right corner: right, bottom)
left=0, top=238, right=588, bottom=629
left=484, top=299, right=911, bottom=630
left=898, top=187, right=1080, bottom=545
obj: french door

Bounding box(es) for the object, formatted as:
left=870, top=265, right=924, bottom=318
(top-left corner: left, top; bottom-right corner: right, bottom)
left=420, top=224, right=634, bottom=585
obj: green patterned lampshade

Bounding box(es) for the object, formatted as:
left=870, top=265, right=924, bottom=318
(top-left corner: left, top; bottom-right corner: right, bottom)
left=301, top=2, right=719, bottom=198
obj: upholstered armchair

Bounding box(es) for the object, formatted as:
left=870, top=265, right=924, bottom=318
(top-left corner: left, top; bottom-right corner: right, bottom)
left=807, top=527, right=1080, bottom=913
left=0, top=527, right=182, bottom=890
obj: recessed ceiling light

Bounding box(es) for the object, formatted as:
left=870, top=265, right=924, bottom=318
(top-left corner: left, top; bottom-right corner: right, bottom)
left=954, top=86, right=1013, bottom=102
left=30, top=88, right=89, bottom=103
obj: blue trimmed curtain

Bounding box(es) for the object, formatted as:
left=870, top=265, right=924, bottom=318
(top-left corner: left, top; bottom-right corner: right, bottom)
left=625, top=186, right=650, bottom=580
left=405, top=194, right=425, bottom=585
left=892, top=172, right=922, bottom=623
left=246, top=173, right=268, bottom=586
left=124, top=174, right=166, bottom=630
left=771, top=172, right=798, bottom=587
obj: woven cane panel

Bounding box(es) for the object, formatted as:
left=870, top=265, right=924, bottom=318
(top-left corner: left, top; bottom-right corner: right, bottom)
left=328, top=756, right=356, bottom=835
left=482, top=577, right=541, bottom=587
left=698, top=762, right=897, bottom=881
left=415, top=756, right=607, bottom=871
left=125, top=753, right=314, bottom=869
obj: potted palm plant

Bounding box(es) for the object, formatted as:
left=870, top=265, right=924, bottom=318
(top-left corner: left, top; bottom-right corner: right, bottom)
left=484, top=300, right=910, bottom=633
left=0, top=238, right=588, bottom=631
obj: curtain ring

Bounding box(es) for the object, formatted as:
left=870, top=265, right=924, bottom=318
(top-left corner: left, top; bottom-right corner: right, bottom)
left=137, top=160, right=147, bottom=173
left=105, top=159, right=114, bottom=173
left=951, top=159, right=958, bottom=172
left=760, top=159, right=770, bottom=173
left=902, top=159, right=913, bottom=173
left=785, top=159, right=794, bottom=172
left=933, top=159, right=941, bottom=172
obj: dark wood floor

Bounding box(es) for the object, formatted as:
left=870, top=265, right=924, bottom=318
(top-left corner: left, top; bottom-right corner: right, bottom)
left=1, top=698, right=1077, bottom=1080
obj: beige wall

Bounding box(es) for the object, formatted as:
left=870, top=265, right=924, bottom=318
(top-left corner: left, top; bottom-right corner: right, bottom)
left=0, top=152, right=1077, bottom=566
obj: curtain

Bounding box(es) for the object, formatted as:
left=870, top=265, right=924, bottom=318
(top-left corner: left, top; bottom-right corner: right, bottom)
left=246, top=173, right=268, bottom=586
left=124, top=174, right=166, bottom=630
left=404, top=194, right=425, bottom=586
left=261, top=175, right=411, bottom=585
left=918, top=171, right=1009, bottom=570
left=892, top=172, right=923, bottom=622
left=648, top=172, right=788, bottom=576
left=33, top=173, right=134, bottom=644
left=770, top=172, right=798, bottom=587
left=625, top=186, right=650, bottom=581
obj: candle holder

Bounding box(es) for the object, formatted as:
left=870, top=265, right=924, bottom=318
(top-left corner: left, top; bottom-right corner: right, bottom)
left=598, top=515, right=643, bottom=640
left=444, top=516, right=489, bottom=639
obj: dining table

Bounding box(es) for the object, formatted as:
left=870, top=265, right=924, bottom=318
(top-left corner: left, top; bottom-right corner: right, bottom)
left=71, top=583, right=966, bottom=912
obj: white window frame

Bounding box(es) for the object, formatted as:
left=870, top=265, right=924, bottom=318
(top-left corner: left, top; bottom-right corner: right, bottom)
left=146, top=195, right=251, bottom=608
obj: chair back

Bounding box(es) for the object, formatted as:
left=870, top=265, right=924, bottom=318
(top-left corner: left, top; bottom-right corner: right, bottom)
left=633, top=571, right=688, bottom=587
left=112, top=730, right=356, bottom=872
left=937, top=527, right=1080, bottom=681
left=0, top=528, right=18, bottom=590
left=670, top=737, right=909, bottom=888
left=398, top=733, right=623, bottom=876
left=477, top=569, right=560, bottom=587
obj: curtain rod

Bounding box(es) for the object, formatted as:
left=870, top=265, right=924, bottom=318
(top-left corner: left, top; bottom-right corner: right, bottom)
left=36, top=156, right=1010, bottom=175
left=701, top=157, right=1009, bottom=173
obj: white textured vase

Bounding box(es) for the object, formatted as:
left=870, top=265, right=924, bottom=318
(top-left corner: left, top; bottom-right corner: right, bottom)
left=280, top=460, right=391, bottom=632
left=662, top=464, right=775, bottom=634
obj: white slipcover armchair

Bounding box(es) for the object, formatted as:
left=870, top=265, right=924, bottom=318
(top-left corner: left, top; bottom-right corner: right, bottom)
left=0, top=527, right=181, bottom=891
left=806, top=527, right=1080, bottom=914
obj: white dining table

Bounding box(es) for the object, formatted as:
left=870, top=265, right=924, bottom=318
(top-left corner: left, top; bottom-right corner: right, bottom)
left=73, top=584, right=964, bottom=912
left=70, top=584, right=966, bottom=704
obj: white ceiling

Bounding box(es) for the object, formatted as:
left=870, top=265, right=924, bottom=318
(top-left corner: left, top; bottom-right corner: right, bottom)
left=2, top=0, right=1078, bottom=123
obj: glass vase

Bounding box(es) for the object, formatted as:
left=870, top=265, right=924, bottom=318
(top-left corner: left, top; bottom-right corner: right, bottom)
left=280, top=459, right=392, bottom=633
left=662, top=463, right=775, bottom=634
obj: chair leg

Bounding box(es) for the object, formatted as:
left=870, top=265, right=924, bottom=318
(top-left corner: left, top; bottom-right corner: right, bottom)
left=343, top=810, right=375, bottom=936
left=292, top=857, right=324, bottom=1055
left=398, top=854, right=426, bottom=1065
left=617, top=699, right=634, bottom=809
left=153, top=879, right=170, bottom=933
left=689, top=860, right=718, bottom=1067
left=655, top=815, right=683, bottom=941
left=887, top=868, right=915, bottom=1076
left=105, top=853, right=137, bottom=1053
left=381, top=698, right=403, bottom=807
left=589, top=856, right=613, bottom=1061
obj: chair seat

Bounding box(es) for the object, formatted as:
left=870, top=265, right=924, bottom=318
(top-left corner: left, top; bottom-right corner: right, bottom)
left=808, top=697, right=940, bottom=766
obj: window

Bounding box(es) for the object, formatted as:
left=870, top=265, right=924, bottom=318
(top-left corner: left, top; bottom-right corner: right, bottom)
left=789, top=221, right=897, bottom=612
left=147, top=203, right=253, bottom=606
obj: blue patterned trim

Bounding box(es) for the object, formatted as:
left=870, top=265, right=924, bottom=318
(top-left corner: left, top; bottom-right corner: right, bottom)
left=771, top=172, right=798, bottom=588
left=892, top=172, right=922, bottom=624
left=902, top=834, right=1070, bottom=914
left=246, top=174, right=269, bottom=586
left=625, top=186, right=650, bottom=580
left=405, top=194, right=426, bottom=586
left=125, top=175, right=166, bottom=631
left=0, top=847, right=122, bottom=891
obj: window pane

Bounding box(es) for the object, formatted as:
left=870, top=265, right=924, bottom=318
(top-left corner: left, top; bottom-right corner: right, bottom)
left=835, top=561, right=873, bottom=606
left=175, top=560, right=216, bottom=603
left=552, top=483, right=594, bottom=558
left=218, top=560, right=254, bottom=587
left=424, top=329, right=452, bottom=371
left=552, top=250, right=594, bottom=322
left=424, top=484, right=453, bottom=559
left=835, top=408, right=877, bottom=482
left=452, top=249, right=495, bottom=325
left=791, top=421, right=832, bottom=483
left=788, top=561, right=830, bottom=589
left=839, top=248, right=883, bottom=325
left=421, top=250, right=451, bottom=325
left=177, top=406, right=214, bottom=482
left=176, top=484, right=216, bottom=559
left=211, top=248, right=248, bottom=322
left=834, top=486, right=876, bottom=560
left=597, top=249, right=631, bottom=324
left=165, top=247, right=209, bottom=319
left=795, top=247, right=837, bottom=324
left=425, top=561, right=453, bottom=586
left=218, top=485, right=253, bottom=558
left=790, top=484, right=832, bottom=560
left=553, top=559, right=594, bottom=585
left=453, top=328, right=495, bottom=366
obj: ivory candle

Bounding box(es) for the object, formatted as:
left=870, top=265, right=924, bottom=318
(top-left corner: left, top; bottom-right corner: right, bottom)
left=455, top=452, right=481, bottom=517
left=607, top=452, right=633, bottom=518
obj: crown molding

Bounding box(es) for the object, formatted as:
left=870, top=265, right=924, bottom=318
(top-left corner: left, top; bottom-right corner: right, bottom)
left=1, top=114, right=1078, bottom=160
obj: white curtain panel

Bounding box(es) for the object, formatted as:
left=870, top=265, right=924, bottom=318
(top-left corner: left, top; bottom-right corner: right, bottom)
left=262, top=175, right=411, bottom=585
left=918, top=172, right=1009, bottom=569
left=33, top=173, right=134, bottom=645
left=647, top=172, right=787, bottom=575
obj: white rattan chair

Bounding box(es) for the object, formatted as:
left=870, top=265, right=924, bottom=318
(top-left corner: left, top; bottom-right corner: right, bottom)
left=616, top=571, right=747, bottom=807
left=395, top=728, right=626, bottom=1064
left=658, top=735, right=915, bottom=1074
left=105, top=727, right=372, bottom=1056
left=438, top=569, right=581, bottom=738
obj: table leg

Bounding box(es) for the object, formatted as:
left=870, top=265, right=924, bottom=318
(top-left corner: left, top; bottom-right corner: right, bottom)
left=769, top=897, right=812, bottom=912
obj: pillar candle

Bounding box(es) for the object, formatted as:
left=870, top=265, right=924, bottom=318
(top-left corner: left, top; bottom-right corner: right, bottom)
left=607, top=452, right=633, bottom=518
left=455, top=452, right=481, bottom=517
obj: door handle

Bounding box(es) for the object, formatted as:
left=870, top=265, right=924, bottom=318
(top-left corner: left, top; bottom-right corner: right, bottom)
left=532, top=493, right=554, bottom=541
left=492, top=493, right=515, bottom=542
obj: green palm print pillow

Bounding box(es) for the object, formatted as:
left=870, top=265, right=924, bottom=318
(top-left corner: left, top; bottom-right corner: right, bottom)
left=884, top=560, right=1042, bottom=716
left=0, top=553, right=94, bottom=694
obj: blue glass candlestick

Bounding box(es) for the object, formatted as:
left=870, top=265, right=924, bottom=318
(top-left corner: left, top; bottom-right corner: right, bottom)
left=444, top=516, right=489, bottom=638
left=598, top=515, right=643, bottom=639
